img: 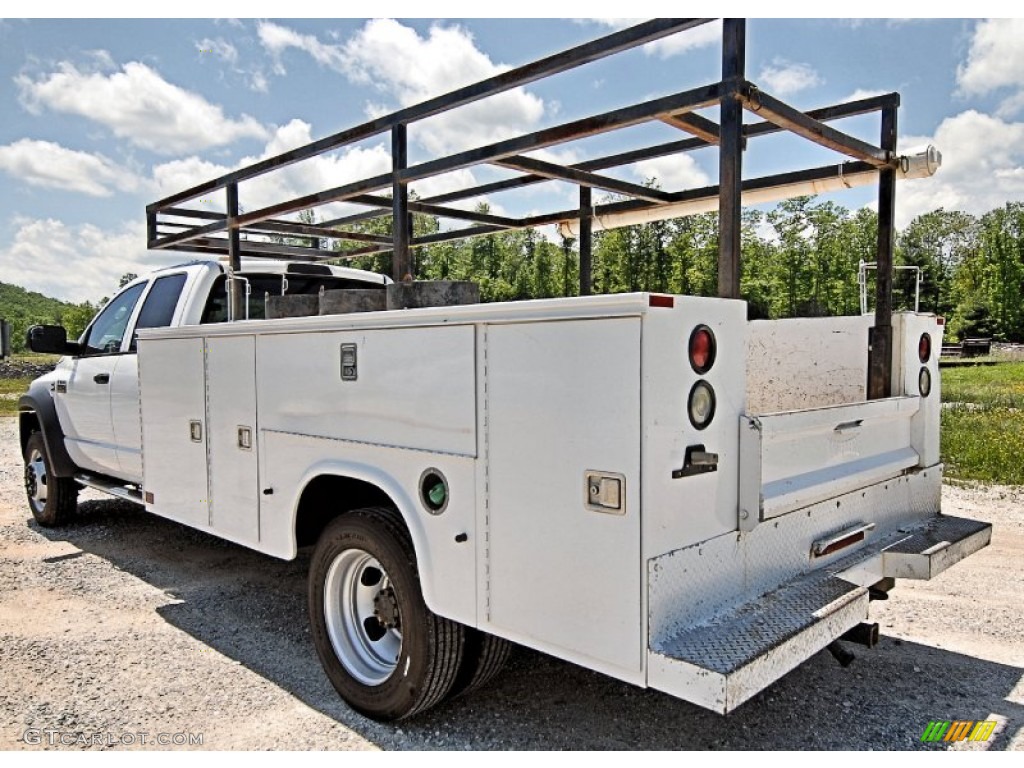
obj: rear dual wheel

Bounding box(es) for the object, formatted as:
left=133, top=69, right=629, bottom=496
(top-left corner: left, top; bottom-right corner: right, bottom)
left=309, top=507, right=463, bottom=720
left=309, top=506, right=513, bottom=720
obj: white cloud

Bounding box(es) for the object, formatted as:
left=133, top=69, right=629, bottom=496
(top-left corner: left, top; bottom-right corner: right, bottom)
left=151, top=155, right=232, bottom=202
left=257, top=20, right=345, bottom=75
left=645, top=20, right=722, bottom=59
left=151, top=119, right=396, bottom=217
left=341, top=19, right=546, bottom=156
left=758, top=58, right=823, bottom=96
left=87, top=49, right=115, bottom=71
left=895, top=110, right=1024, bottom=227
left=16, top=60, right=268, bottom=154
left=0, top=139, right=145, bottom=197
left=249, top=70, right=269, bottom=93
left=630, top=154, right=710, bottom=191
left=0, top=217, right=178, bottom=303
left=581, top=18, right=721, bottom=58
left=843, top=88, right=888, bottom=103
left=197, top=37, right=238, bottom=65
left=409, top=169, right=480, bottom=202
left=957, top=18, right=1024, bottom=117
left=258, top=19, right=545, bottom=157
left=584, top=18, right=643, bottom=28
left=150, top=118, right=487, bottom=231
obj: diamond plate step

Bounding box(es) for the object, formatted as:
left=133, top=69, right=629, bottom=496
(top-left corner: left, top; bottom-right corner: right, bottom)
left=649, top=570, right=868, bottom=714
left=646, top=514, right=992, bottom=714
left=882, top=515, right=992, bottom=580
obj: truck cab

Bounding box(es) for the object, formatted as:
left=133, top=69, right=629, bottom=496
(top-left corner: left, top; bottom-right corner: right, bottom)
left=20, top=259, right=388, bottom=491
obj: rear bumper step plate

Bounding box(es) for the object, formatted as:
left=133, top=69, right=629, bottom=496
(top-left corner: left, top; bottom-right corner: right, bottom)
left=650, top=570, right=867, bottom=713
left=648, top=513, right=991, bottom=714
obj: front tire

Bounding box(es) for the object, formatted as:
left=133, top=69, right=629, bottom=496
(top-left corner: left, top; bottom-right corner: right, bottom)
left=309, top=507, right=464, bottom=720
left=23, top=431, right=78, bottom=528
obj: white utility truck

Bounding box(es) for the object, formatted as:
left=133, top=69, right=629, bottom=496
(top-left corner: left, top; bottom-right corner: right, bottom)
left=20, top=19, right=991, bottom=721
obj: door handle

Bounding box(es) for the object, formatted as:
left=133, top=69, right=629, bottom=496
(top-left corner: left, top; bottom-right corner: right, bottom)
left=93, top=373, right=110, bottom=384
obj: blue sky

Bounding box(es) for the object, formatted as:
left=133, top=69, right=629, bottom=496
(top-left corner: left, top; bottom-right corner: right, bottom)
left=1, top=12, right=1022, bottom=302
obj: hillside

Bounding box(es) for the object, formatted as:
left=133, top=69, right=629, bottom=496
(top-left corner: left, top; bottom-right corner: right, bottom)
left=0, top=282, right=93, bottom=354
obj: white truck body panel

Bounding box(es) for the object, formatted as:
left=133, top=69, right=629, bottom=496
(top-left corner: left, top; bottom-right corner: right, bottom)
left=129, top=289, right=978, bottom=712
left=138, top=336, right=209, bottom=529
left=639, top=296, right=747, bottom=557
left=109, top=353, right=142, bottom=481
left=746, top=315, right=875, bottom=413
left=258, top=429, right=479, bottom=618
left=207, top=334, right=261, bottom=546
left=485, top=317, right=642, bottom=678
left=256, top=326, right=477, bottom=457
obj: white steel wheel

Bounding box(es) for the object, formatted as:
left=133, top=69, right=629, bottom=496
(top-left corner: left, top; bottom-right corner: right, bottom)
left=308, top=507, right=465, bottom=720
left=323, top=548, right=403, bottom=686
left=23, top=431, right=77, bottom=528
left=25, top=446, right=48, bottom=516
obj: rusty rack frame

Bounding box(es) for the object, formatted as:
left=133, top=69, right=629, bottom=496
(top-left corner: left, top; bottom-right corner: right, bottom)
left=147, top=18, right=901, bottom=397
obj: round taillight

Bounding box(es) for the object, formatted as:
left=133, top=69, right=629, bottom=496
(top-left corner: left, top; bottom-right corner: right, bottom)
left=689, top=325, right=716, bottom=374
left=688, top=380, right=716, bottom=430
left=919, top=367, right=932, bottom=398
left=919, top=333, right=932, bottom=364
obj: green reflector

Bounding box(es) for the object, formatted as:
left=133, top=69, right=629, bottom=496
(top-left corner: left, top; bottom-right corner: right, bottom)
left=428, top=482, right=446, bottom=507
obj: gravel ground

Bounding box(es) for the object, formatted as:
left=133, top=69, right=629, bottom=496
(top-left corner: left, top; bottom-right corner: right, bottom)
left=1, top=418, right=1021, bottom=751
left=0, top=359, right=55, bottom=380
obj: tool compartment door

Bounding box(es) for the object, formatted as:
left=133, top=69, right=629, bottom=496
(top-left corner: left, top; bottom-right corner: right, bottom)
left=485, top=318, right=642, bottom=676
left=139, top=336, right=210, bottom=528
left=206, top=334, right=260, bottom=547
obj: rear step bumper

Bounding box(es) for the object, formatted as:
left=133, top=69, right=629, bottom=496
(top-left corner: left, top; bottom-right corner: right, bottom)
left=881, top=515, right=992, bottom=580
left=648, top=514, right=991, bottom=714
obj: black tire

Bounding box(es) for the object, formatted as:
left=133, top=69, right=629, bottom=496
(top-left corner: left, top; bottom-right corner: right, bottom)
left=308, top=507, right=465, bottom=720
left=451, top=628, right=514, bottom=697
left=23, top=431, right=78, bottom=528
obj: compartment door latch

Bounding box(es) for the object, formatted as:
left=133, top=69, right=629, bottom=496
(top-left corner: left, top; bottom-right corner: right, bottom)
left=672, top=444, right=719, bottom=479
left=584, top=471, right=626, bottom=515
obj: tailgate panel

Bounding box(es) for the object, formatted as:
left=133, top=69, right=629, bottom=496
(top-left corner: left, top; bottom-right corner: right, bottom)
left=740, top=396, right=921, bottom=531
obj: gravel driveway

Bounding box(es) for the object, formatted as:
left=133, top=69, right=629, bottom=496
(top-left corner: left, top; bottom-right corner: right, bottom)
left=1, top=417, right=1021, bottom=750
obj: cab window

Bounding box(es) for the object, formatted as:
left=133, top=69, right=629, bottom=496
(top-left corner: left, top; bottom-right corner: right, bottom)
left=81, top=282, right=146, bottom=355
left=130, top=273, right=187, bottom=350
left=200, top=273, right=385, bottom=323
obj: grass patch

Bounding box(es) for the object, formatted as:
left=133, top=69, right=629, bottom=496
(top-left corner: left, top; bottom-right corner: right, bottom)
left=0, top=377, right=33, bottom=417
left=1, top=353, right=58, bottom=415
left=942, top=406, right=1024, bottom=485
left=12, top=352, right=60, bottom=364
left=940, top=361, right=1024, bottom=485
left=941, top=361, right=1024, bottom=409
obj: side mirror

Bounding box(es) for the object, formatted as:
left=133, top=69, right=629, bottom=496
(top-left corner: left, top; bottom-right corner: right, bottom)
left=26, top=325, right=80, bottom=356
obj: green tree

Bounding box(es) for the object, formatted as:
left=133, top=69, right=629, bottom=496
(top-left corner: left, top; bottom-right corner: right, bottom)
left=897, top=209, right=976, bottom=318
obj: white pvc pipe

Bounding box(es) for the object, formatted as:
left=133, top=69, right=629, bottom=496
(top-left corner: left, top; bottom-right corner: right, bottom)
left=556, top=146, right=942, bottom=238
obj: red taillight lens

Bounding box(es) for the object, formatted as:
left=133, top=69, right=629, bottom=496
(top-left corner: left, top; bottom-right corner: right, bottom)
left=919, top=333, right=932, bottom=364
left=689, top=325, right=716, bottom=374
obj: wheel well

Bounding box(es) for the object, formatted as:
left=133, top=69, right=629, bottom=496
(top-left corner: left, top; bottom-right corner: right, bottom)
left=19, top=411, right=41, bottom=455
left=295, top=475, right=396, bottom=548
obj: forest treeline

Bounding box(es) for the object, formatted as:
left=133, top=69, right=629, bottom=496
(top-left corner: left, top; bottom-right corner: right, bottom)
left=343, top=197, right=1024, bottom=343
left=3, top=198, right=1023, bottom=353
